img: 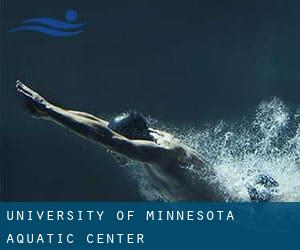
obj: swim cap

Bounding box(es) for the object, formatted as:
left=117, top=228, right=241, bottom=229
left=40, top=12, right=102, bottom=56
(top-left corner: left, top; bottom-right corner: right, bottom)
left=108, top=111, right=153, bottom=140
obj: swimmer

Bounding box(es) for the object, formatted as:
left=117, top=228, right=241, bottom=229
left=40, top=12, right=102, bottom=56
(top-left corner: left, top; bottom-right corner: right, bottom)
left=16, top=80, right=278, bottom=201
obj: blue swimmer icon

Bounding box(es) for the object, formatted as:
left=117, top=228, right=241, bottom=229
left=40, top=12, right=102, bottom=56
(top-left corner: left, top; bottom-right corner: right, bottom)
left=9, top=9, right=86, bottom=37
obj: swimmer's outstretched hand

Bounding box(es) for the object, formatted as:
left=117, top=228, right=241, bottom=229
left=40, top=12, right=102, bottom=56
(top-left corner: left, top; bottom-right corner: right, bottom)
left=16, top=80, right=49, bottom=118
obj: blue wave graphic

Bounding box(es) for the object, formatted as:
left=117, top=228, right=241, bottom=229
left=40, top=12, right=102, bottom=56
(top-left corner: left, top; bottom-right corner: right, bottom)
left=10, top=25, right=84, bottom=37
left=23, top=18, right=85, bottom=29
left=9, top=9, right=85, bottom=37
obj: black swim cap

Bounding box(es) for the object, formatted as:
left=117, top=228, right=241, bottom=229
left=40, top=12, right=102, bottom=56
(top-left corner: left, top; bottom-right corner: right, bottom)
left=108, top=111, right=153, bottom=140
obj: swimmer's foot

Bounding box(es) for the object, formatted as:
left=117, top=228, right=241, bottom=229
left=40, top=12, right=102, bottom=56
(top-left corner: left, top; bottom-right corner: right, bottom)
left=16, top=80, right=49, bottom=118
left=246, top=174, right=279, bottom=202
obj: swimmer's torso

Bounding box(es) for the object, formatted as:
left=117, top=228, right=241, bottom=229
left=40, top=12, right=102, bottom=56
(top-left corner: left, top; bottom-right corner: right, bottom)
left=144, top=161, right=224, bottom=201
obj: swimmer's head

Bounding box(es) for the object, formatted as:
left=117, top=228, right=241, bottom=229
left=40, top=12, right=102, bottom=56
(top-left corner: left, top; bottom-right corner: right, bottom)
left=108, top=111, right=153, bottom=141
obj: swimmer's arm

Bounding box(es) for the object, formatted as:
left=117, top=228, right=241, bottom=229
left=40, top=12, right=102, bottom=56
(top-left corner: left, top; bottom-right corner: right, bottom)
left=16, top=81, right=111, bottom=142
left=110, top=137, right=176, bottom=164
left=16, top=80, right=107, bottom=122
left=67, top=110, right=106, bottom=123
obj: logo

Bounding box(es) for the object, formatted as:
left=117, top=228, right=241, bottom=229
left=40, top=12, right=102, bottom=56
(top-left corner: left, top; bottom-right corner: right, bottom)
left=9, top=9, right=85, bottom=37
